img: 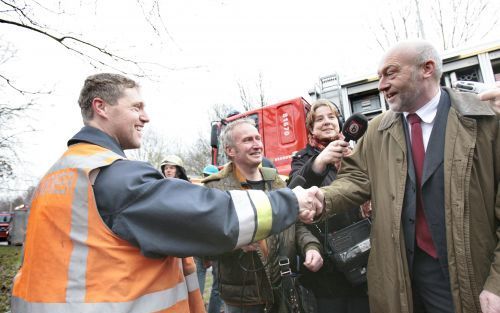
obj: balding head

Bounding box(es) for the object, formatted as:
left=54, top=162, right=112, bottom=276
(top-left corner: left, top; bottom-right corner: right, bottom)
left=383, top=40, right=443, bottom=82
left=377, top=40, right=443, bottom=113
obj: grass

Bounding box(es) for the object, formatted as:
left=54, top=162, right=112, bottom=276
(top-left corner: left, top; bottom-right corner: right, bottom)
left=203, top=271, right=214, bottom=303
left=0, top=245, right=22, bottom=313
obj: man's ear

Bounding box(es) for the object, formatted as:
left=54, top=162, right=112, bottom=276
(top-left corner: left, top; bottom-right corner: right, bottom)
left=92, top=98, right=108, bottom=119
left=225, top=146, right=235, bottom=159
left=422, top=60, right=436, bottom=79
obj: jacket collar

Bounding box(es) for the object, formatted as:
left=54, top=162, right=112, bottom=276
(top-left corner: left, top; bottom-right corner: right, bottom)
left=445, top=87, right=496, bottom=117
left=201, top=161, right=277, bottom=185
left=68, top=126, right=126, bottom=157
left=378, top=110, right=400, bottom=131
left=377, top=87, right=496, bottom=132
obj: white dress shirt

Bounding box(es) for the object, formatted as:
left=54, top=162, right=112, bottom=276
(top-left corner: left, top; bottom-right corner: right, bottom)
left=403, top=89, right=441, bottom=152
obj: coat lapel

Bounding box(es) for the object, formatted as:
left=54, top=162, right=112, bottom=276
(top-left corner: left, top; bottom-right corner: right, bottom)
left=379, top=111, right=409, bottom=161
left=401, top=116, right=416, bottom=186
left=422, top=91, right=451, bottom=186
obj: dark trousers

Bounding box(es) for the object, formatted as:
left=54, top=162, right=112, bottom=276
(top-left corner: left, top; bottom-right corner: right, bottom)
left=412, top=247, right=454, bottom=313
left=316, top=296, right=370, bottom=313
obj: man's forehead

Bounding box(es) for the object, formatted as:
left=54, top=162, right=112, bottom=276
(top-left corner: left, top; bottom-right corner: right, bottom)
left=120, top=87, right=144, bottom=102
left=378, top=49, right=413, bottom=73
left=234, top=124, right=259, bottom=138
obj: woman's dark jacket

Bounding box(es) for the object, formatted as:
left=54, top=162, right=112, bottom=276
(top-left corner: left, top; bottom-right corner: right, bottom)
left=289, top=144, right=367, bottom=298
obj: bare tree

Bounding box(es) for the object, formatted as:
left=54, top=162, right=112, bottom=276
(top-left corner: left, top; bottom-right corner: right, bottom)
left=0, top=1, right=169, bottom=77
left=125, top=127, right=211, bottom=178
left=126, top=127, right=179, bottom=170
left=209, top=103, right=237, bottom=122
left=369, top=0, right=500, bottom=51
left=0, top=100, right=36, bottom=181
left=237, top=72, right=267, bottom=111
left=0, top=0, right=174, bottom=181
left=180, top=134, right=211, bottom=177
left=256, top=72, right=266, bottom=108
left=429, top=0, right=498, bottom=50
left=237, top=81, right=252, bottom=111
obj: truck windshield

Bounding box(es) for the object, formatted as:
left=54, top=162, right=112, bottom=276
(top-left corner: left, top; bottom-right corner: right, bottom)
left=0, top=214, right=11, bottom=223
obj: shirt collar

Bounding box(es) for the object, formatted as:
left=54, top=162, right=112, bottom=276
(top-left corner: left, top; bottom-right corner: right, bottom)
left=403, top=89, right=441, bottom=124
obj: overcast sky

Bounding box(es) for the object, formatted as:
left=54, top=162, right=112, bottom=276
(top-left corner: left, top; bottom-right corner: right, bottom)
left=2, top=0, right=500, bottom=195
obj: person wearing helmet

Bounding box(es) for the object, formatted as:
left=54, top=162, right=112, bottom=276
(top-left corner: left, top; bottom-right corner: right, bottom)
left=202, top=164, right=219, bottom=178
left=160, top=155, right=189, bottom=181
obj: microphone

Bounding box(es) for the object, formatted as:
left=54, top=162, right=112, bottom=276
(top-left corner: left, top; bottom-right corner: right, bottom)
left=287, top=175, right=306, bottom=189
left=342, top=113, right=368, bottom=142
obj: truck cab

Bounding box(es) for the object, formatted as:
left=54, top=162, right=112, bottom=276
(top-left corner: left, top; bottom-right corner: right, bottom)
left=0, top=211, right=12, bottom=242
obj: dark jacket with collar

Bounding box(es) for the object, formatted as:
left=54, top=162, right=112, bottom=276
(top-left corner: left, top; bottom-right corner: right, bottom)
left=290, top=144, right=368, bottom=298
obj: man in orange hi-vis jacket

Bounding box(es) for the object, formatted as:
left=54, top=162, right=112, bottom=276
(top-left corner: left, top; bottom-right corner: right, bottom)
left=11, top=73, right=323, bottom=313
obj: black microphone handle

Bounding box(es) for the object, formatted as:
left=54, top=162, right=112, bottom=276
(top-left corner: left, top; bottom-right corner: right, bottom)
left=288, top=175, right=307, bottom=189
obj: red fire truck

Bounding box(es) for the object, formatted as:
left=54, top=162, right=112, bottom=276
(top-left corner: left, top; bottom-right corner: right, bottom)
left=210, top=97, right=310, bottom=176
left=0, top=211, right=12, bottom=242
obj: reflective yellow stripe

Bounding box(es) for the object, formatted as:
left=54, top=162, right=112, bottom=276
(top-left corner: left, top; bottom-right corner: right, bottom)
left=247, top=190, right=272, bottom=241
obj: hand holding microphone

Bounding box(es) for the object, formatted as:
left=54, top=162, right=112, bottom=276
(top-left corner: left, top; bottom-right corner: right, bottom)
left=313, top=113, right=369, bottom=173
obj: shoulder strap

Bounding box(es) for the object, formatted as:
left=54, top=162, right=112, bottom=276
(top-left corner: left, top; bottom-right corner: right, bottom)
left=260, top=167, right=278, bottom=191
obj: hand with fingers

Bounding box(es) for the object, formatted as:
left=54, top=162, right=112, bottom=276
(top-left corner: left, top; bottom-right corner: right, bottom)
left=480, top=290, right=500, bottom=313
left=479, top=81, right=500, bottom=114
left=303, top=249, right=323, bottom=272
left=312, top=140, right=350, bottom=174
left=292, top=186, right=324, bottom=224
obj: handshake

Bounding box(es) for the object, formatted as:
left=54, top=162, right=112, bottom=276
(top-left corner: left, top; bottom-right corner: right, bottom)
left=292, top=186, right=324, bottom=224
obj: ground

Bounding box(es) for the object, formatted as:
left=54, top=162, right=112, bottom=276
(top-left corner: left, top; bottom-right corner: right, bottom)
left=0, top=245, right=21, bottom=313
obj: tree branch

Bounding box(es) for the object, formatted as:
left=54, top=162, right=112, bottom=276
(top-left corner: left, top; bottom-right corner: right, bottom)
left=0, top=17, right=148, bottom=76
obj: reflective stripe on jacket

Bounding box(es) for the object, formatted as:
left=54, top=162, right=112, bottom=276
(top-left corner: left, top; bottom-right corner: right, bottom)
left=11, top=143, right=205, bottom=313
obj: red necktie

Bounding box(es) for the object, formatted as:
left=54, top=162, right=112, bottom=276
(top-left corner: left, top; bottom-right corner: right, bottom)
left=407, top=113, right=438, bottom=258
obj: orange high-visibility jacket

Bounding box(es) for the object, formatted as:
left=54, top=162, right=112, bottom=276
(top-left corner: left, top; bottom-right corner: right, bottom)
left=11, top=143, right=205, bottom=313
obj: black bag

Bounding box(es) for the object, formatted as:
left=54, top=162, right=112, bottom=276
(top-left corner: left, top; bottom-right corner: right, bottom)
left=327, top=218, right=371, bottom=286
left=271, top=257, right=317, bottom=313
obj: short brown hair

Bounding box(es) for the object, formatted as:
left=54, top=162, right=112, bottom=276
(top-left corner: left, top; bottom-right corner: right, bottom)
left=78, top=73, right=139, bottom=122
left=305, top=99, right=340, bottom=134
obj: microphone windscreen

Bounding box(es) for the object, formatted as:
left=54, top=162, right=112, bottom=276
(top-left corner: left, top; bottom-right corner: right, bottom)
left=342, top=113, right=368, bottom=142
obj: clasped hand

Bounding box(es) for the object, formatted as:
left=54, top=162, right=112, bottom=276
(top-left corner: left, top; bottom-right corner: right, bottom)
left=292, top=186, right=324, bottom=224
